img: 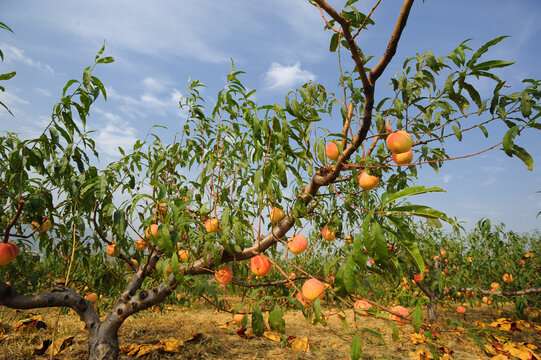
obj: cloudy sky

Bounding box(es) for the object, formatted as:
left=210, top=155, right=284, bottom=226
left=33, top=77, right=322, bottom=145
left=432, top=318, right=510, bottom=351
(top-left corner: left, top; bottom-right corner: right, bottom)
left=1, top=0, right=540, bottom=233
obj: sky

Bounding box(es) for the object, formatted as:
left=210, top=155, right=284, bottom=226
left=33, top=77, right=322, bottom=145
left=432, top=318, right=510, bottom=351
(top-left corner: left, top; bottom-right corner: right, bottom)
left=1, top=0, right=540, bottom=234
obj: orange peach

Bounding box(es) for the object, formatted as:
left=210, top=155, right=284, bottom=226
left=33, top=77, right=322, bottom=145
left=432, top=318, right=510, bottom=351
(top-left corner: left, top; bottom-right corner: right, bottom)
left=205, top=218, right=219, bottom=233
left=270, top=207, right=285, bottom=224
left=215, top=266, right=233, bottom=284
left=250, top=255, right=272, bottom=276
left=390, top=305, right=409, bottom=322
left=84, top=293, right=98, bottom=304
left=233, top=310, right=246, bottom=326
left=145, top=224, right=159, bottom=240
left=354, top=300, right=372, bottom=315
left=321, top=226, right=336, bottom=241
left=135, top=237, right=148, bottom=251
left=386, top=130, right=413, bottom=154
left=302, top=279, right=325, bottom=301
left=106, top=243, right=119, bottom=257
left=325, top=142, right=339, bottom=161
left=288, top=235, right=308, bottom=255
left=392, top=150, right=413, bottom=165
left=358, top=171, right=379, bottom=191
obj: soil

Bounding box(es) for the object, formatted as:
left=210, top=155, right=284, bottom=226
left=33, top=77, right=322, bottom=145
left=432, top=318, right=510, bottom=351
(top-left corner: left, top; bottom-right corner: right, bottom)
left=0, top=300, right=539, bottom=359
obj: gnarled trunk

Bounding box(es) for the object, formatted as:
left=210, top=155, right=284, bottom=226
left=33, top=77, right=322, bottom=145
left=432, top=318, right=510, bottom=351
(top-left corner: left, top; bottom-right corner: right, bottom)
left=427, top=302, right=437, bottom=323
left=88, top=323, right=120, bottom=360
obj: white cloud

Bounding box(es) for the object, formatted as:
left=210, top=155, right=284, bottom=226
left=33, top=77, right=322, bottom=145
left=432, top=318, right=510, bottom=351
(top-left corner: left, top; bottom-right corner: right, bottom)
left=264, top=62, right=316, bottom=90
left=0, top=91, right=30, bottom=117
left=442, top=174, right=452, bottom=184
left=93, top=109, right=138, bottom=159
left=142, top=77, right=167, bottom=94
left=35, top=88, right=52, bottom=97
left=0, top=43, right=54, bottom=73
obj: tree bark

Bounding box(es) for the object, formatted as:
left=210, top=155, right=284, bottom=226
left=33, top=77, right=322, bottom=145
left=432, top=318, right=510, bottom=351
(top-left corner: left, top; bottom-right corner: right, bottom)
left=88, top=324, right=120, bottom=360
left=426, top=302, right=437, bottom=323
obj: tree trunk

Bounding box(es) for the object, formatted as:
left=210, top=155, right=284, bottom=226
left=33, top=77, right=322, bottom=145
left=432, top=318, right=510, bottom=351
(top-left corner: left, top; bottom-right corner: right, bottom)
left=88, top=323, right=120, bottom=360
left=427, top=302, right=437, bottom=323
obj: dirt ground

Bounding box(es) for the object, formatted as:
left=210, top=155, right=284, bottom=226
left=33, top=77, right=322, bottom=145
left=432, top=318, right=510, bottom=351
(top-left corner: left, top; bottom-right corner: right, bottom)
left=0, top=300, right=539, bottom=359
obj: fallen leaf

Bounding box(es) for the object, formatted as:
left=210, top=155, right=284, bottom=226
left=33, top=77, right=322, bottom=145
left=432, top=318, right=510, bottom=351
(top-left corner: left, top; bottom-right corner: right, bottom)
left=14, top=315, right=47, bottom=332
left=410, top=333, right=426, bottom=344
left=291, top=337, right=309, bottom=352
left=51, top=335, right=74, bottom=356
left=156, top=337, right=185, bottom=352
left=263, top=331, right=281, bottom=342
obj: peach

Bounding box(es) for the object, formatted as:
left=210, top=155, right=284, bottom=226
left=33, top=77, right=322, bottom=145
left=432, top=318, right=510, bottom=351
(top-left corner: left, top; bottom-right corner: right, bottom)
left=106, top=243, right=119, bottom=257
left=145, top=224, right=159, bottom=239
left=270, top=207, right=285, bottom=224
left=414, top=274, right=422, bottom=282
left=0, top=243, right=14, bottom=266
left=325, top=142, right=339, bottom=161
left=358, top=171, right=379, bottom=191
left=158, top=202, right=167, bottom=215
left=205, top=218, right=219, bottom=233
left=386, top=130, right=413, bottom=154
left=321, top=226, right=336, bottom=241
left=288, top=235, right=308, bottom=255
left=302, top=279, right=325, bottom=301
left=233, top=310, right=246, bottom=326
left=354, top=300, right=372, bottom=315
left=178, top=249, right=189, bottom=262
left=456, top=306, right=466, bottom=314
left=502, top=273, right=514, bottom=283
left=215, top=266, right=233, bottom=284
left=135, top=238, right=148, bottom=251
left=491, top=282, right=500, bottom=290
left=390, top=305, right=409, bottom=322
left=126, top=259, right=138, bottom=271
left=84, top=293, right=98, bottom=304
left=392, top=150, right=413, bottom=165
left=250, top=255, right=272, bottom=276
left=31, top=218, right=51, bottom=233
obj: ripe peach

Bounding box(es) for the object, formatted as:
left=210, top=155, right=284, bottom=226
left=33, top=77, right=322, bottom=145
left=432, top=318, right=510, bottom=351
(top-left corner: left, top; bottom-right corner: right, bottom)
left=302, top=279, right=325, bottom=301
left=386, top=130, right=413, bottom=154
left=414, top=274, right=422, bottom=282
left=467, top=257, right=474, bottom=263
left=106, top=243, right=119, bottom=257
left=502, top=273, right=514, bottom=283
left=358, top=171, right=379, bottom=191
left=325, top=142, right=339, bottom=161
left=135, top=238, right=148, bottom=251
left=456, top=306, right=466, bottom=314
left=126, top=259, right=138, bottom=271
left=178, top=249, right=189, bottom=262
left=158, top=202, right=167, bottom=215
left=390, top=305, right=409, bottom=322
left=491, top=282, right=500, bottom=290
left=321, top=226, right=336, bottom=241
left=215, top=266, right=233, bottom=284
left=0, top=243, right=14, bottom=266
left=288, top=235, right=308, bottom=255
left=392, top=150, right=413, bottom=165
left=84, top=293, right=98, bottom=304
left=145, top=224, right=159, bottom=239
left=205, top=218, right=219, bottom=233
left=354, top=300, right=372, bottom=315
left=270, top=207, right=285, bottom=224
left=250, top=255, right=272, bottom=276
left=526, top=307, right=539, bottom=319
left=31, top=218, right=51, bottom=233
left=233, top=310, right=246, bottom=326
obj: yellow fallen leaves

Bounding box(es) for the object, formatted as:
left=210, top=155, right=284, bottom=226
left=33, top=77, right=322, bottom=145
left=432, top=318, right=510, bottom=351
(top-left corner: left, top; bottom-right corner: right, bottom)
left=410, top=333, right=426, bottom=344
left=484, top=333, right=539, bottom=359
left=409, top=349, right=453, bottom=360
left=263, top=331, right=281, bottom=342
left=120, top=337, right=189, bottom=357
left=290, top=337, right=309, bottom=352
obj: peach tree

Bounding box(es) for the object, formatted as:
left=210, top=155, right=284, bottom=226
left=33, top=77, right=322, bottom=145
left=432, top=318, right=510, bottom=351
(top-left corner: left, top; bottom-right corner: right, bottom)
left=2, top=1, right=541, bottom=359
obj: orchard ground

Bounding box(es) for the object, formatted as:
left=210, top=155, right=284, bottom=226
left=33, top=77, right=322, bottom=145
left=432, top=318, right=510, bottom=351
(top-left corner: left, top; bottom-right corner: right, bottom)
left=0, top=297, right=539, bottom=359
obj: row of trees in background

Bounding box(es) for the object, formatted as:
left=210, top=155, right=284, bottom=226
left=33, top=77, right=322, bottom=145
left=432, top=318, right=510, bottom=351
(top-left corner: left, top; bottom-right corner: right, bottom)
left=1, top=0, right=541, bottom=359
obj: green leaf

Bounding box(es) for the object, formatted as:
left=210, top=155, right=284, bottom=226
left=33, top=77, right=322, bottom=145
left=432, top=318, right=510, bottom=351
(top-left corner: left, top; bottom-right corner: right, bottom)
left=329, top=33, right=340, bottom=52
left=350, top=333, right=363, bottom=360
left=97, top=56, right=115, bottom=64
left=251, top=305, right=265, bottom=337
left=471, top=60, right=515, bottom=72
left=389, top=320, right=399, bottom=341
left=521, top=94, right=532, bottom=117
left=312, top=298, right=326, bottom=326
left=462, top=82, right=481, bottom=108
left=268, top=304, right=286, bottom=334
left=413, top=303, right=423, bottom=333
left=83, top=66, right=92, bottom=90
left=383, top=186, right=445, bottom=206
left=510, top=144, right=533, bottom=171
left=95, top=41, right=106, bottom=61
left=452, top=125, right=462, bottom=141
left=478, top=125, right=488, bottom=138
left=113, top=210, right=126, bottom=241
left=467, top=36, right=510, bottom=67
left=0, top=71, right=16, bottom=81
left=502, top=125, right=520, bottom=156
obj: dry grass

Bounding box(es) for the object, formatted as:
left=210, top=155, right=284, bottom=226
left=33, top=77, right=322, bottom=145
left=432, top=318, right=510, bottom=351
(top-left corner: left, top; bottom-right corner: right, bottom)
left=0, top=300, right=539, bottom=359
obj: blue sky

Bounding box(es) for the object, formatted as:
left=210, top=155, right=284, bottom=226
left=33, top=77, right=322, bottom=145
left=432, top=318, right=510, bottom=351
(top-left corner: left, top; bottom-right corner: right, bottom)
left=1, top=1, right=540, bottom=233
